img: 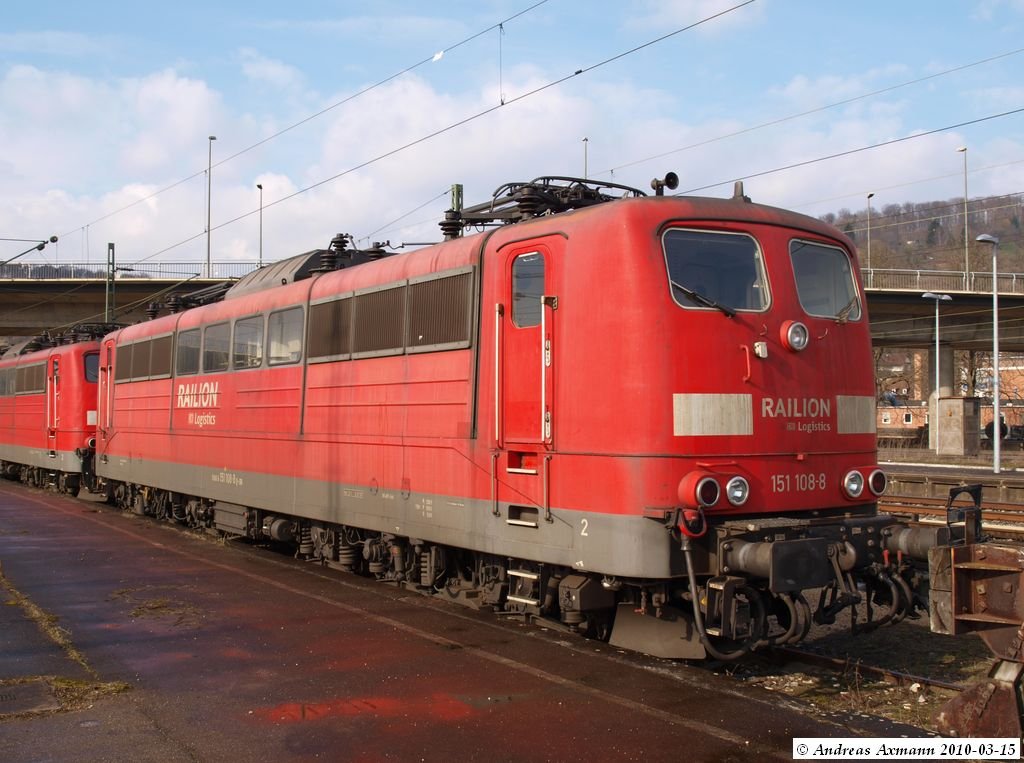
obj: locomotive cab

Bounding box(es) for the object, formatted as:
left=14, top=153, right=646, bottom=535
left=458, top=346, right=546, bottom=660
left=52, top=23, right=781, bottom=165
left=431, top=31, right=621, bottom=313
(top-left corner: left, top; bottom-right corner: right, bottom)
left=590, top=186, right=936, bottom=658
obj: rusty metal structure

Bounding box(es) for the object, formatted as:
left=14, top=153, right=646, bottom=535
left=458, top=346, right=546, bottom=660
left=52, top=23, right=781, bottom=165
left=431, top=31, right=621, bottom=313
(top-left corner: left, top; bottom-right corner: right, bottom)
left=929, top=485, right=1024, bottom=736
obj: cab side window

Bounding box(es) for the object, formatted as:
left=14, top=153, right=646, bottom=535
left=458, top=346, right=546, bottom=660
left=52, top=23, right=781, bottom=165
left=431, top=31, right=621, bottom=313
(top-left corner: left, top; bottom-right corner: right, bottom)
left=512, top=253, right=544, bottom=328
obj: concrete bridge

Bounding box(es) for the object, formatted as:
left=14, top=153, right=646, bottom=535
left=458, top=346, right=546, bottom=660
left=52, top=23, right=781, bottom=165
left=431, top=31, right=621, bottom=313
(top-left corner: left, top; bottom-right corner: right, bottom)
left=0, top=261, right=249, bottom=338
left=864, top=268, right=1024, bottom=351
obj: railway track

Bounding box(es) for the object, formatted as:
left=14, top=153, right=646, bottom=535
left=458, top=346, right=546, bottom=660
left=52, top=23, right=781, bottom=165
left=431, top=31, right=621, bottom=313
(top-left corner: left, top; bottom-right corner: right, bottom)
left=880, top=494, right=1024, bottom=540
left=772, top=645, right=966, bottom=693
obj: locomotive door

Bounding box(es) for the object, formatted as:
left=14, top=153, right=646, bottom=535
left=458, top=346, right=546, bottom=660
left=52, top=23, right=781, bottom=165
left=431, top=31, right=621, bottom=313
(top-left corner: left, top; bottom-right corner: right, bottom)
left=501, top=247, right=556, bottom=446
left=46, top=356, right=59, bottom=451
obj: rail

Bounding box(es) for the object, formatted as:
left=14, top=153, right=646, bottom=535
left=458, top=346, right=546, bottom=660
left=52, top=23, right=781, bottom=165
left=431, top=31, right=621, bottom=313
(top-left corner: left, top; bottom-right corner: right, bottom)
left=0, top=261, right=259, bottom=280
left=862, top=268, right=1024, bottom=295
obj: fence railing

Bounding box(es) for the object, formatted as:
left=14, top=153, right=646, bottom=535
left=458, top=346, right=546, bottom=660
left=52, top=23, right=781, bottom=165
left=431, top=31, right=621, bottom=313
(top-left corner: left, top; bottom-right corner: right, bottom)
left=863, top=268, right=1024, bottom=295
left=0, top=261, right=259, bottom=280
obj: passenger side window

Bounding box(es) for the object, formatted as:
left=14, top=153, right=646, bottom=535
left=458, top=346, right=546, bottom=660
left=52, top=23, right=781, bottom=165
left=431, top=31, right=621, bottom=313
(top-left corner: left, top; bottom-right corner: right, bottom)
left=233, top=316, right=264, bottom=370
left=268, top=307, right=304, bottom=365
left=150, top=335, right=173, bottom=379
left=130, top=340, right=151, bottom=380
left=203, top=323, right=230, bottom=373
left=176, top=330, right=201, bottom=375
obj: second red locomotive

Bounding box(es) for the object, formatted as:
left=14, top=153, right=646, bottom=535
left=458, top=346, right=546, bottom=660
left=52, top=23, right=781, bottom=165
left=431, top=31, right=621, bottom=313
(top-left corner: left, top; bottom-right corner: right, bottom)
left=0, top=334, right=101, bottom=494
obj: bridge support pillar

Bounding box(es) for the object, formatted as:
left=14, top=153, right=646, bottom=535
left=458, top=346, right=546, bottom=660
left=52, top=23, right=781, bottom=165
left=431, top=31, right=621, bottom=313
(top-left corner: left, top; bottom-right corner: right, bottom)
left=928, top=346, right=957, bottom=450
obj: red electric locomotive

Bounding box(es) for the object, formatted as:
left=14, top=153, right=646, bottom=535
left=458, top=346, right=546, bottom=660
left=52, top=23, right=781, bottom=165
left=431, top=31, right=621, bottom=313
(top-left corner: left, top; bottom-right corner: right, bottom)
left=0, top=334, right=101, bottom=494
left=93, top=176, right=942, bottom=659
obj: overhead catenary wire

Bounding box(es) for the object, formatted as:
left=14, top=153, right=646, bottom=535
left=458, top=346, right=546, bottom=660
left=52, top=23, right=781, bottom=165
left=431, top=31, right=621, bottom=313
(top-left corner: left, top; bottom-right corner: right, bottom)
left=10, top=117, right=1020, bottom=326
left=44, top=274, right=205, bottom=335
left=2, top=1, right=760, bottom=327
left=357, top=189, right=451, bottom=245
left=60, top=36, right=1024, bottom=246
left=794, top=160, right=1024, bottom=213
left=601, top=45, right=1024, bottom=178
left=59, top=0, right=552, bottom=239
left=124, top=0, right=759, bottom=267
left=845, top=194, right=1024, bottom=236
left=134, top=100, right=1024, bottom=271
left=678, top=107, right=1024, bottom=196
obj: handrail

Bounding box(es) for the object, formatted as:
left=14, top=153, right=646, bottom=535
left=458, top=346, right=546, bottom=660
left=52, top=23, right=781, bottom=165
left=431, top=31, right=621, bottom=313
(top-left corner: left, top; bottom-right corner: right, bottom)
left=862, top=268, right=1024, bottom=296
left=0, top=261, right=258, bottom=280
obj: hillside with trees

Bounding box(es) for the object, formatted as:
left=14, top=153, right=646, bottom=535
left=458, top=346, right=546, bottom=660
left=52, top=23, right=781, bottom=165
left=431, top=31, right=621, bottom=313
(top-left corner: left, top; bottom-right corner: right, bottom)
left=819, top=192, right=1023, bottom=273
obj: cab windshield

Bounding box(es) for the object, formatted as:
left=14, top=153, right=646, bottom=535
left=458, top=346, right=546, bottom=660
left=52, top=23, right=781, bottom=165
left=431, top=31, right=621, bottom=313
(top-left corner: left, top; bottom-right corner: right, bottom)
left=662, top=229, right=769, bottom=313
left=789, top=240, right=861, bottom=321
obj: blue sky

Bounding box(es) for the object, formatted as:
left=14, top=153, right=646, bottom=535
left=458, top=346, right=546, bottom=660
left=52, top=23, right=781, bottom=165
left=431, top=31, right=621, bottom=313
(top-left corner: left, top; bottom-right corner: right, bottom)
left=2, top=0, right=1023, bottom=269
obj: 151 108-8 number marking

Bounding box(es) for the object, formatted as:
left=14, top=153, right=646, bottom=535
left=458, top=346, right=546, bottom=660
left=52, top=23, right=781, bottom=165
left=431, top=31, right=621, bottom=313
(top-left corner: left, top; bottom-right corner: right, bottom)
left=771, top=473, right=827, bottom=493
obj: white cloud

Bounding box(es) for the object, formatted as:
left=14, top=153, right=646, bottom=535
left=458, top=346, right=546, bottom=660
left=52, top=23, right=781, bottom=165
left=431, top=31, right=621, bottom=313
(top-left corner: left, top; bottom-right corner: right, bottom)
left=238, top=48, right=306, bottom=91
left=768, top=65, right=912, bottom=113
left=969, top=85, right=1024, bottom=112
left=972, top=0, right=1024, bottom=21
left=0, top=65, right=223, bottom=191
left=0, top=31, right=110, bottom=57
left=252, top=14, right=464, bottom=42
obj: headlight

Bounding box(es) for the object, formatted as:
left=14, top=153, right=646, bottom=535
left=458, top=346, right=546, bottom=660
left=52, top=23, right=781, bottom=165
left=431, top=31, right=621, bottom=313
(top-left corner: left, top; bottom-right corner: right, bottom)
left=843, top=470, right=865, bottom=498
left=725, top=476, right=750, bottom=506
left=868, top=469, right=887, bottom=496
left=780, top=320, right=809, bottom=352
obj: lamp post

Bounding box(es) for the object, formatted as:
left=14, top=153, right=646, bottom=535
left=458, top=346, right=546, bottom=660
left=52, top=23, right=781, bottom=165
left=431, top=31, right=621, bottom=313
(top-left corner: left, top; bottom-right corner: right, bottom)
left=206, top=135, right=217, bottom=277
left=977, top=234, right=1001, bottom=473
left=866, top=192, right=875, bottom=277
left=958, top=146, right=968, bottom=288
left=256, top=183, right=263, bottom=268
left=582, top=137, right=589, bottom=179
left=922, top=292, right=952, bottom=452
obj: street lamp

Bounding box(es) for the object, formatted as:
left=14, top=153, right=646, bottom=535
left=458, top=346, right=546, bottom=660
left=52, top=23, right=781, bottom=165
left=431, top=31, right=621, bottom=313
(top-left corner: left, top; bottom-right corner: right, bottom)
left=206, top=135, right=217, bottom=277
left=922, top=292, right=952, bottom=452
left=977, top=233, right=1000, bottom=473
left=957, top=146, right=968, bottom=287
left=256, top=183, right=263, bottom=268
left=866, top=192, right=875, bottom=276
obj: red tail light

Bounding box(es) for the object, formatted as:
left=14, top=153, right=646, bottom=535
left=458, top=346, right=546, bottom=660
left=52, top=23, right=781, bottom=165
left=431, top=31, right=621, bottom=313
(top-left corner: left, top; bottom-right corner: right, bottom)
left=868, top=469, right=887, bottom=496
left=678, top=471, right=720, bottom=509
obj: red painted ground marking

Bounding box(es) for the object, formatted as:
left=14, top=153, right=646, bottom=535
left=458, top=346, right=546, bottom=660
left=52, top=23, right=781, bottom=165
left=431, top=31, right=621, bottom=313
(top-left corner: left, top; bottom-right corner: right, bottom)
left=219, top=647, right=254, bottom=660
left=253, top=693, right=476, bottom=724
